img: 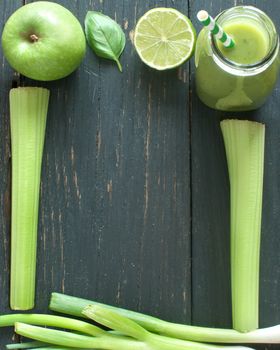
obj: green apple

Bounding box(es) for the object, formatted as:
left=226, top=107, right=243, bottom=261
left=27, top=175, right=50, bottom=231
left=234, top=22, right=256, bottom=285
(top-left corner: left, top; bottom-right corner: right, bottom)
left=2, top=1, right=86, bottom=81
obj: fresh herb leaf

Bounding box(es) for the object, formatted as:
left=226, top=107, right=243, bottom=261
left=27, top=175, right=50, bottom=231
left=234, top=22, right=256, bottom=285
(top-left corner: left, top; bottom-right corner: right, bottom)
left=85, top=11, right=126, bottom=72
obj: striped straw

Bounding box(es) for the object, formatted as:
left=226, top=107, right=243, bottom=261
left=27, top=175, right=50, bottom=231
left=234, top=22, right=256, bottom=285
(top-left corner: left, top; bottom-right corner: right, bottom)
left=197, top=10, right=235, bottom=48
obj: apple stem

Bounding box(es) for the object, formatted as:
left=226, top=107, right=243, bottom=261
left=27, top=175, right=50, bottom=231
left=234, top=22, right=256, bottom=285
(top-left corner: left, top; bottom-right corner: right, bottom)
left=30, top=34, right=39, bottom=42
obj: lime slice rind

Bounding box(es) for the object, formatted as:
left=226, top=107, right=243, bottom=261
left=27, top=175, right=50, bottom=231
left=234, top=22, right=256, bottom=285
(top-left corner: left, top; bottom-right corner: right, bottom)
left=134, top=7, right=196, bottom=70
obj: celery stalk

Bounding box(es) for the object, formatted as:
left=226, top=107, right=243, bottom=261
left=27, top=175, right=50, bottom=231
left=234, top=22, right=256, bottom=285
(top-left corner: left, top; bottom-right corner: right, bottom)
left=50, top=293, right=280, bottom=343
left=10, top=87, right=50, bottom=310
left=221, top=120, right=265, bottom=332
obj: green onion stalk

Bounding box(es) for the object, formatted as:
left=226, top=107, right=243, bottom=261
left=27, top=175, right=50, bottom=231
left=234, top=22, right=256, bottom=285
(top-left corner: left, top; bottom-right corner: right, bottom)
left=6, top=341, right=47, bottom=349
left=0, top=313, right=105, bottom=336
left=6, top=345, right=72, bottom=350
left=49, top=292, right=280, bottom=343
left=6, top=344, right=86, bottom=350
left=15, top=306, right=254, bottom=350
left=6, top=341, right=74, bottom=350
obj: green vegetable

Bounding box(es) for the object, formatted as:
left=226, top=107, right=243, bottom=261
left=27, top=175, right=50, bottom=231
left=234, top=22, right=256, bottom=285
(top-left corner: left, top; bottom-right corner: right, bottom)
left=10, top=87, right=50, bottom=310
left=50, top=292, right=280, bottom=343
left=15, top=315, right=254, bottom=350
left=11, top=348, right=71, bottom=350
left=82, top=305, right=254, bottom=350
left=6, top=343, right=83, bottom=350
left=0, top=313, right=105, bottom=336
left=15, top=346, right=72, bottom=350
left=15, top=323, right=147, bottom=350
left=221, top=120, right=265, bottom=332
left=12, top=348, right=68, bottom=350
left=85, top=11, right=126, bottom=71
left=83, top=304, right=149, bottom=341
left=6, top=341, right=47, bottom=349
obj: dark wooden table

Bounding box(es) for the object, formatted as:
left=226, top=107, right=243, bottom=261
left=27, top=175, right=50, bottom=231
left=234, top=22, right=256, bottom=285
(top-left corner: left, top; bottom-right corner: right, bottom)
left=1, top=0, right=280, bottom=348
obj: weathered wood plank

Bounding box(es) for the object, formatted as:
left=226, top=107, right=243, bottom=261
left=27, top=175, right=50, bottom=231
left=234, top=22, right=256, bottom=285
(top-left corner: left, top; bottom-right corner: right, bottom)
left=4, top=0, right=280, bottom=349
left=93, top=0, right=191, bottom=323
left=190, top=3, right=280, bottom=350
left=21, top=0, right=192, bottom=328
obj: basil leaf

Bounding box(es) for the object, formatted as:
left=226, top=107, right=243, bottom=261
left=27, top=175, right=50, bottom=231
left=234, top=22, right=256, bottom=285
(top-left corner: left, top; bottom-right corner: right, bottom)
left=85, top=11, right=126, bottom=72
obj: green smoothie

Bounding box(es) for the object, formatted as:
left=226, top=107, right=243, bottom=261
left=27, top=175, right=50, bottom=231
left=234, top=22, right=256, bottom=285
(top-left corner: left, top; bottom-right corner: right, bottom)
left=195, top=6, right=280, bottom=111
left=217, top=19, right=269, bottom=64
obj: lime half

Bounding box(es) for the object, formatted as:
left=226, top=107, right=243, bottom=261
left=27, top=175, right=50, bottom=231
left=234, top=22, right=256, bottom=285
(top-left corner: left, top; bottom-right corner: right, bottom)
left=134, top=8, right=196, bottom=70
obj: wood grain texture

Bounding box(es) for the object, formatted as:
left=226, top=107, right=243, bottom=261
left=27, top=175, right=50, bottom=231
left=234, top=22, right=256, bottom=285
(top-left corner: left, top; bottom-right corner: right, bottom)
left=1, top=0, right=280, bottom=349
left=24, top=0, right=191, bottom=326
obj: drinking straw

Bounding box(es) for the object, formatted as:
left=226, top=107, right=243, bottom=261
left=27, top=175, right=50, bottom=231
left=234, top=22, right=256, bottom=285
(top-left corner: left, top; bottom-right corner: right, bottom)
left=197, top=10, right=235, bottom=48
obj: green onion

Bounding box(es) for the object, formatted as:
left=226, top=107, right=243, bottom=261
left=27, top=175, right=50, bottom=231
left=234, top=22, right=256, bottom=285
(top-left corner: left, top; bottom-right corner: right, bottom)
left=6, top=341, right=47, bottom=349
left=16, top=346, right=72, bottom=350
left=83, top=304, right=150, bottom=341
left=50, top=292, right=166, bottom=331
left=50, top=293, right=280, bottom=343
left=0, top=313, right=105, bottom=336
left=6, top=343, right=77, bottom=350
left=83, top=305, right=255, bottom=350
left=6, top=342, right=81, bottom=350
left=10, top=87, right=50, bottom=310
left=221, top=120, right=265, bottom=332
left=15, top=323, right=147, bottom=350
left=15, top=321, right=254, bottom=350
left=18, top=346, right=76, bottom=350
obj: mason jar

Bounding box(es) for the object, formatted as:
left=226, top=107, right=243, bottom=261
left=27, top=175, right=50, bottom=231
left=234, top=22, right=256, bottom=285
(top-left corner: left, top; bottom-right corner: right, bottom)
left=195, top=6, right=280, bottom=111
